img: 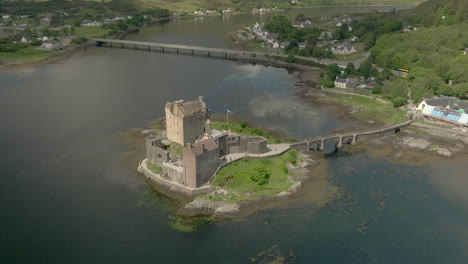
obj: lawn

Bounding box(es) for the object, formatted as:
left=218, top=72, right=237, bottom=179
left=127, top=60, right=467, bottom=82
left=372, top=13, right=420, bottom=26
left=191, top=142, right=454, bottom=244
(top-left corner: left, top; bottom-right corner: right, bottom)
left=208, top=149, right=298, bottom=203
left=324, top=93, right=407, bottom=125
left=0, top=46, right=52, bottom=62
left=74, top=26, right=110, bottom=38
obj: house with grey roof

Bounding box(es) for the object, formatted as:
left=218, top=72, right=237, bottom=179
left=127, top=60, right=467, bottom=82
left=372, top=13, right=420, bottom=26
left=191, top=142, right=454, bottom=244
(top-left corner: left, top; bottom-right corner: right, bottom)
left=334, top=77, right=348, bottom=89
left=331, top=43, right=356, bottom=54
left=417, top=96, right=468, bottom=126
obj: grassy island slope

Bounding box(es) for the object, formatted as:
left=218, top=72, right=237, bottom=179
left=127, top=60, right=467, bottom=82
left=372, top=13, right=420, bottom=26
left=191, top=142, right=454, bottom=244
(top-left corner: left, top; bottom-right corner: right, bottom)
left=209, top=149, right=299, bottom=203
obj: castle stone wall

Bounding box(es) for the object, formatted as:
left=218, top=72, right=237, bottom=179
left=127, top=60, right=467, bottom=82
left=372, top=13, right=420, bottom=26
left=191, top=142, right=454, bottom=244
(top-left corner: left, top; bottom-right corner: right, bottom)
left=165, top=103, right=184, bottom=145
left=183, top=147, right=197, bottom=188
left=246, top=137, right=268, bottom=154
left=183, top=112, right=210, bottom=144
left=225, top=135, right=268, bottom=155
left=195, top=149, right=221, bottom=188
left=146, top=138, right=170, bottom=166
left=162, top=162, right=185, bottom=185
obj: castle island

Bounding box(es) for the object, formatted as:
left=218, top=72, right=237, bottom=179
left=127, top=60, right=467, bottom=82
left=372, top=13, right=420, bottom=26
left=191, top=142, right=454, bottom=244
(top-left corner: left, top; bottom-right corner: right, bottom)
left=137, top=96, right=293, bottom=197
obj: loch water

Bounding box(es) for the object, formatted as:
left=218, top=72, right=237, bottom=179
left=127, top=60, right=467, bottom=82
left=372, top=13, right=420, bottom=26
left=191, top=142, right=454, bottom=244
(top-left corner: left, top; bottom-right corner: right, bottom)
left=1, top=6, right=468, bottom=263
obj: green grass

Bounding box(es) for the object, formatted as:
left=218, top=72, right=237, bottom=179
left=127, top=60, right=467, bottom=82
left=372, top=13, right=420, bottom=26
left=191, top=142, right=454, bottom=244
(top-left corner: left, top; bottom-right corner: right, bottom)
left=324, top=93, right=407, bottom=125
left=74, top=26, right=110, bottom=38
left=0, top=46, right=52, bottom=62
left=208, top=149, right=298, bottom=203
left=333, top=53, right=365, bottom=61
left=212, top=121, right=283, bottom=144
left=146, top=160, right=162, bottom=174
left=167, top=142, right=183, bottom=160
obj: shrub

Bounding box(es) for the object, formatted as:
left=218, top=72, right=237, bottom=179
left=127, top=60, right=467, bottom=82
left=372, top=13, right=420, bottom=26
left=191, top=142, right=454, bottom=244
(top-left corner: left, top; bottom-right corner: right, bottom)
left=250, top=166, right=270, bottom=185
left=240, top=120, right=247, bottom=129
left=286, top=54, right=296, bottom=63
left=391, top=96, right=407, bottom=107
left=71, top=37, right=87, bottom=45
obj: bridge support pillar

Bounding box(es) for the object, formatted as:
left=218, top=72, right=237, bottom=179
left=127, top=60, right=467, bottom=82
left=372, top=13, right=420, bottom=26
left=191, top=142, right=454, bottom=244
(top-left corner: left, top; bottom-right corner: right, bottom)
left=306, top=141, right=310, bottom=151
left=147, top=45, right=150, bottom=51
left=161, top=47, right=164, bottom=53
left=207, top=51, right=210, bottom=57
left=134, top=44, right=137, bottom=50
left=351, top=134, right=357, bottom=145
left=319, top=139, right=325, bottom=151
left=190, top=49, right=194, bottom=55
left=337, top=136, right=343, bottom=149
left=121, top=43, right=124, bottom=48
left=176, top=48, right=179, bottom=54
left=109, top=42, right=112, bottom=48
left=224, top=52, right=227, bottom=59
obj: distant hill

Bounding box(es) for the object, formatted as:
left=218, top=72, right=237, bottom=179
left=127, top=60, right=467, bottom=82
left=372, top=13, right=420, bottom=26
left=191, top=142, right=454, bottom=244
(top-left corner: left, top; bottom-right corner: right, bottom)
left=2, top=0, right=428, bottom=12
left=398, top=0, right=468, bottom=26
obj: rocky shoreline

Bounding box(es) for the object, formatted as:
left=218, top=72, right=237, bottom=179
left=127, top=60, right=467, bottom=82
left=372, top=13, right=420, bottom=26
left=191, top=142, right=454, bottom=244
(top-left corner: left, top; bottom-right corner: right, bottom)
left=177, top=152, right=318, bottom=217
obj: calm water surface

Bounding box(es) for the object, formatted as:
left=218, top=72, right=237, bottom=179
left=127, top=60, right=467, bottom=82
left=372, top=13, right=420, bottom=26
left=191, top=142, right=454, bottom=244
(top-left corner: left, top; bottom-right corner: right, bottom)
left=1, top=6, right=468, bottom=264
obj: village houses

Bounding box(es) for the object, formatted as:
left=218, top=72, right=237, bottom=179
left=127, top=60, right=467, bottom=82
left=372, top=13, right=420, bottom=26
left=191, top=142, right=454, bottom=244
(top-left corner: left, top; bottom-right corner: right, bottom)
left=331, top=43, right=357, bottom=54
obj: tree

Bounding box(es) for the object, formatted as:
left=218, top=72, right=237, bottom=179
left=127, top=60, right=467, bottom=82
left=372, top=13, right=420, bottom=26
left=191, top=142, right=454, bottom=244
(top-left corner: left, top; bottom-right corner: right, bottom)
left=326, top=63, right=341, bottom=81
left=379, top=68, right=393, bottom=81
left=344, top=62, right=356, bottom=76
left=358, top=60, right=378, bottom=79
left=285, top=40, right=298, bottom=52
left=392, top=96, right=407, bottom=107
left=286, top=54, right=296, bottom=63
left=50, top=15, right=61, bottom=27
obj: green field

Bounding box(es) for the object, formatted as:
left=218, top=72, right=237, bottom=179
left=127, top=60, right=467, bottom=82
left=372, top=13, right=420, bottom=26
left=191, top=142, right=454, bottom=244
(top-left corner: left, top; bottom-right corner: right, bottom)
left=0, top=46, right=52, bottom=62
left=208, top=149, right=298, bottom=203
left=74, top=26, right=110, bottom=38
left=323, top=92, right=407, bottom=125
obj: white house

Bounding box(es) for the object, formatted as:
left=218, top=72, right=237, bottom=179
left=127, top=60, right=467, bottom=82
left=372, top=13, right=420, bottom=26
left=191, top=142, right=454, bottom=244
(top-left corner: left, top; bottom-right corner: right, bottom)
left=81, top=20, right=102, bottom=27
left=272, top=41, right=280, bottom=49
left=20, top=36, right=28, bottom=44
left=335, top=77, right=348, bottom=89
left=418, top=96, right=468, bottom=126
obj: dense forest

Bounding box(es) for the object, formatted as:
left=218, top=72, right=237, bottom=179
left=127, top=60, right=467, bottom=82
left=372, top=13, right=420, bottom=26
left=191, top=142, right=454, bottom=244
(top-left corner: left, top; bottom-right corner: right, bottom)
left=369, top=0, right=468, bottom=101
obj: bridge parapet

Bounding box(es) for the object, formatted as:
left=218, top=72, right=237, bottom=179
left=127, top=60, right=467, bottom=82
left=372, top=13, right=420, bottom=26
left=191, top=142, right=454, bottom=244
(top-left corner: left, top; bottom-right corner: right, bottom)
left=290, top=118, right=414, bottom=152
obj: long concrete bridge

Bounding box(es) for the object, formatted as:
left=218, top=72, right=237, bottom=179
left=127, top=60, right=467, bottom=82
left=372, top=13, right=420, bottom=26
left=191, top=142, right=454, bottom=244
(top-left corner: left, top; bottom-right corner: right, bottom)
left=290, top=118, right=414, bottom=152
left=90, top=38, right=356, bottom=68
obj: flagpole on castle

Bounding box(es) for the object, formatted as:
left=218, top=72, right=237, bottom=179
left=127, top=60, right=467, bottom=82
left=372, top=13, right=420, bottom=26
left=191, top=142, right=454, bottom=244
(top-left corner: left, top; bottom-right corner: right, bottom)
left=226, top=109, right=231, bottom=123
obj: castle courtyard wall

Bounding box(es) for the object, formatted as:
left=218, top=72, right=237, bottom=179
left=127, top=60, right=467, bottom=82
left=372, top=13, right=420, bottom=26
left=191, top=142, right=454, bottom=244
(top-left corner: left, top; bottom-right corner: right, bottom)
left=162, top=162, right=185, bottom=184
left=146, top=139, right=170, bottom=166
left=195, top=149, right=221, bottom=188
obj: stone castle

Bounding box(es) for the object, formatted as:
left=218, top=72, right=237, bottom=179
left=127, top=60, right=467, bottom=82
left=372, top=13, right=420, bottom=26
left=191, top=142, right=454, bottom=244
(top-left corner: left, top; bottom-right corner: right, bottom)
left=144, top=96, right=269, bottom=189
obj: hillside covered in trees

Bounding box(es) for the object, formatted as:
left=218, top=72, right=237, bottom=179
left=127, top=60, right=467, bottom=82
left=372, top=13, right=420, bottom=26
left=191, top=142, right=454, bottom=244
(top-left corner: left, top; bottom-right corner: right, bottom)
left=368, top=0, right=468, bottom=102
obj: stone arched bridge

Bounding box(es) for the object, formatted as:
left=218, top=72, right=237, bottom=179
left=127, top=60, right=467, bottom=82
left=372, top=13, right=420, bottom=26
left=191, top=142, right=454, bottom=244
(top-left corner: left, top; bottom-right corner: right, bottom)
left=290, top=118, right=414, bottom=151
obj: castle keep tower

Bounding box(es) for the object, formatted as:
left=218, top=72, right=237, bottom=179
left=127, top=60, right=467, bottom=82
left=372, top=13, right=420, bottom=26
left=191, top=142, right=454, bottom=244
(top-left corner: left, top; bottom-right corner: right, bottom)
left=165, top=96, right=210, bottom=146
